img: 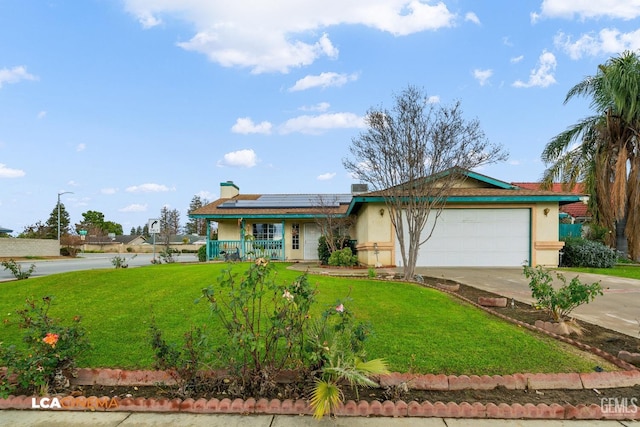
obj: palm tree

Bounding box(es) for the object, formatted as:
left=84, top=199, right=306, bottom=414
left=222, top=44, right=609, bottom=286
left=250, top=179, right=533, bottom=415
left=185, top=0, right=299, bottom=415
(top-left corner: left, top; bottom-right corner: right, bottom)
left=541, top=50, right=640, bottom=260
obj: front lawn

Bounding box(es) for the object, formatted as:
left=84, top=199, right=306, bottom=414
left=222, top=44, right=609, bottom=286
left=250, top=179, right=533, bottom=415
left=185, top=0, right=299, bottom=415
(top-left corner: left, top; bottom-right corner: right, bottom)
left=0, top=262, right=603, bottom=375
left=562, top=265, right=640, bottom=280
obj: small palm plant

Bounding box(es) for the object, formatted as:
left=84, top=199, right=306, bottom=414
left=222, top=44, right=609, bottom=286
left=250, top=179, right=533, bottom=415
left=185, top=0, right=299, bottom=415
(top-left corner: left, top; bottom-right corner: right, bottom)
left=307, top=301, right=389, bottom=419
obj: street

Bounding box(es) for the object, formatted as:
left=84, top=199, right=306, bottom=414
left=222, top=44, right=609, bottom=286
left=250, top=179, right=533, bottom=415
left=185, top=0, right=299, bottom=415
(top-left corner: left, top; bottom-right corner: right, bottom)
left=0, top=252, right=199, bottom=281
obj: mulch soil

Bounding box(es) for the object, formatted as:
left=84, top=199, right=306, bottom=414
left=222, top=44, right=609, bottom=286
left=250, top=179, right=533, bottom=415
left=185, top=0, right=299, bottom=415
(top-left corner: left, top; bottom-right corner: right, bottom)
left=45, top=278, right=640, bottom=407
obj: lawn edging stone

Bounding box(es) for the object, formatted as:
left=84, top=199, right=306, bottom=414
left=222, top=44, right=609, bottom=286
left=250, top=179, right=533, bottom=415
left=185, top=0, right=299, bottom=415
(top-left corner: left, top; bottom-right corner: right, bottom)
left=3, top=392, right=639, bottom=420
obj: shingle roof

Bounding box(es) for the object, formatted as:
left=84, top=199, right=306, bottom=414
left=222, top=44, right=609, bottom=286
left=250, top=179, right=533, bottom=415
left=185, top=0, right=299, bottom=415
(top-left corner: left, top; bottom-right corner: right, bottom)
left=191, top=194, right=352, bottom=217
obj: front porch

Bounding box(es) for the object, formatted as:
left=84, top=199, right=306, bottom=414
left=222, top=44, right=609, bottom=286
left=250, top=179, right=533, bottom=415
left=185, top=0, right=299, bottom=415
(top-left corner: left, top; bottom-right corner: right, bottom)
left=207, top=239, right=285, bottom=261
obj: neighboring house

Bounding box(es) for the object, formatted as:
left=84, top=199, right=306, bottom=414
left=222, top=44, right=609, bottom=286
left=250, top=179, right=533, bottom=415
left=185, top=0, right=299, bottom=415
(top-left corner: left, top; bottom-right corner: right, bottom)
left=512, top=183, right=591, bottom=223
left=190, top=170, right=583, bottom=267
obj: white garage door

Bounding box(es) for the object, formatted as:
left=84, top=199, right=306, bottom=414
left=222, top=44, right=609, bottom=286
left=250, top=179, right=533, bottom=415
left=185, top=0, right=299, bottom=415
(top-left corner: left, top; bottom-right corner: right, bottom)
left=396, top=208, right=531, bottom=267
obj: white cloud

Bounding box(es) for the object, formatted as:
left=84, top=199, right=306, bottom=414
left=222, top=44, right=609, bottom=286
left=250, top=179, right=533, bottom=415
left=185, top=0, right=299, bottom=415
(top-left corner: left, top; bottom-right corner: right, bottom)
left=218, top=149, right=257, bottom=168
left=101, top=188, right=118, bottom=195
left=289, top=72, right=359, bottom=91
left=427, top=95, right=440, bottom=104
left=76, top=143, right=86, bottom=152
left=510, top=55, right=524, bottom=63
left=67, top=180, right=80, bottom=187
left=231, top=117, right=272, bottom=134
left=124, top=0, right=456, bottom=73
left=535, top=0, right=640, bottom=21
left=0, top=66, right=38, bottom=88
left=554, top=29, right=640, bottom=60
left=119, top=203, right=148, bottom=212
left=300, top=102, right=331, bottom=112
left=125, top=183, right=172, bottom=193
left=317, top=172, right=336, bottom=181
left=513, top=50, right=557, bottom=88
left=137, top=11, right=162, bottom=28
left=37, top=111, right=47, bottom=119
left=196, top=190, right=215, bottom=201
left=280, top=112, right=365, bottom=134
left=473, top=69, right=493, bottom=86
left=465, top=12, right=480, bottom=25
left=0, top=164, right=25, bottom=178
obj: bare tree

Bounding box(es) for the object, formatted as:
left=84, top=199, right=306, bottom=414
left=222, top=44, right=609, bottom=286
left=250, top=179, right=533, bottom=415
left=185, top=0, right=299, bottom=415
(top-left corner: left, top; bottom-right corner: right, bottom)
left=343, top=86, right=508, bottom=279
left=159, top=206, right=181, bottom=247
left=313, top=195, right=356, bottom=254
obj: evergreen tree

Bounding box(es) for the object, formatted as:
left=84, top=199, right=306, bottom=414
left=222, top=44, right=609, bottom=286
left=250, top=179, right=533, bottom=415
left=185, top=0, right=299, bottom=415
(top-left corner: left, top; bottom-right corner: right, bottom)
left=46, top=202, right=71, bottom=239
left=185, top=195, right=208, bottom=235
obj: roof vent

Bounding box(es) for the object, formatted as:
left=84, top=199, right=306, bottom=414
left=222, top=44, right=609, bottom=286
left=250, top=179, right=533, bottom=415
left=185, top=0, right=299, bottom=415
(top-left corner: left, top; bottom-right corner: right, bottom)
left=351, top=183, right=368, bottom=194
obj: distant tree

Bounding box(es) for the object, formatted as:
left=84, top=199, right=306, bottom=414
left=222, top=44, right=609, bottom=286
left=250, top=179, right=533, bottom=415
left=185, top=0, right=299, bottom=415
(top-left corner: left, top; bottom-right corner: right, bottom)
left=185, top=195, right=209, bottom=235
left=136, top=226, right=143, bottom=235
left=130, top=227, right=136, bottom=235
left=343, top=85, right=507, bottom=279
left=159, top=206, right=181, bottom=246
left=142, top=224, right=149, bottom=237
left=18, top=221, right=51, bottom=239
left=103, top=221, right=123, bottom=235
left=46, top=202, right=71, bottom=239
left=75, top=210, right=123, bottom=236
left=75, top=210, right=106, bottom=236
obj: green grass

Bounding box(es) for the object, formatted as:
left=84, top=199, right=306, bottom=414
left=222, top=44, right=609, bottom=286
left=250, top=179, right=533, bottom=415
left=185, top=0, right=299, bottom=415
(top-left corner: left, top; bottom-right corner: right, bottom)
left=0, top=263, right=603, bottom=375
left=561, top=265, right=640, bottom=280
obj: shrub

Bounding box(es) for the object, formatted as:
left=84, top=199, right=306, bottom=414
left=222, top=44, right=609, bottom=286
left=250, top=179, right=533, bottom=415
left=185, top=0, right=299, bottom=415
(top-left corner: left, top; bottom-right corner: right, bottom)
left=149, top=318, right=209, bottom=397
left=159, top=248, right=179, bottom=264
left=523, top=265, right=603, bottom=323
left=197, top=245, right=207, bottom=262
left=59, top=246, right=78, bottom=257
left=195, top=259, right=386, bottom=416
left=328, top=247, right=358, bottom=267
left=199, top=259, right=317, bottom=396
left=318, top=236, right=357, bottom=265
left=1, top=259, right=36, bottom=280
left=111, top=254, right=136, bottom=268
left=561, top=238, right=616, bottom=268
left=0, top=296, right=90, bottom=397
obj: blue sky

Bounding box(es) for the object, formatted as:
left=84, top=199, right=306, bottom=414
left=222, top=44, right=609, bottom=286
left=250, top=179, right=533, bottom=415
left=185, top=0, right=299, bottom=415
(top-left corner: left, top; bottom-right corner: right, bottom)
left=2, top=0, right=640, bottom=234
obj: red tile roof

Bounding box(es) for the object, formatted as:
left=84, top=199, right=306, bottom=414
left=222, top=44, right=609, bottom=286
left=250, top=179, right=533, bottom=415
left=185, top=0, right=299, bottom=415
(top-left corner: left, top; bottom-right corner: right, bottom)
left=512, top=182, right=590, bottom=219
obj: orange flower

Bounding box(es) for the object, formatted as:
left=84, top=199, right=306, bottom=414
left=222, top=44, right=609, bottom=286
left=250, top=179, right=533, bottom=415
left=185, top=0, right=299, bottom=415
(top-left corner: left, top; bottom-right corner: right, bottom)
left=43, top=333, right=59, bottom=348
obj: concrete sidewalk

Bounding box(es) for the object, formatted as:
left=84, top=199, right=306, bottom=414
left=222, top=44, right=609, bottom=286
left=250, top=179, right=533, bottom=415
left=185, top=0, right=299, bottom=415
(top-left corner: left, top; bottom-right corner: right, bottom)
left=0, top=411, right=634, bottom=426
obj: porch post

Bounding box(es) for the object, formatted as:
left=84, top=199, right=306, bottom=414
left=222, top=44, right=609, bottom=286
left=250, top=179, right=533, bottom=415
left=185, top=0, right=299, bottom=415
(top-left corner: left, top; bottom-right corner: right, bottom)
left=206, top=220, right=211, bottom=260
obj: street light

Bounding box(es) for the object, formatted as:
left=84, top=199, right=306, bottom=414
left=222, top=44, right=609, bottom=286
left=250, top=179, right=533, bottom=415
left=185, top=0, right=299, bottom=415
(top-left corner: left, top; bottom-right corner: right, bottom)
left=57, top=191, right=73, bottom=241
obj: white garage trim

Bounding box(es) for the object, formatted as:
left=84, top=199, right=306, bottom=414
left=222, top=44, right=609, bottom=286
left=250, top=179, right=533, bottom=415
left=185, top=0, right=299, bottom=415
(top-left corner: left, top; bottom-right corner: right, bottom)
left=396, top=208, right=531, bottom=267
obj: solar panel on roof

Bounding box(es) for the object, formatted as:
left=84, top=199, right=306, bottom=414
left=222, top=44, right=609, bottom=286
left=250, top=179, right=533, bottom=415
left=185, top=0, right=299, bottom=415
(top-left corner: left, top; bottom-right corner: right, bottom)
left=219, top=194, right=352, bottom=209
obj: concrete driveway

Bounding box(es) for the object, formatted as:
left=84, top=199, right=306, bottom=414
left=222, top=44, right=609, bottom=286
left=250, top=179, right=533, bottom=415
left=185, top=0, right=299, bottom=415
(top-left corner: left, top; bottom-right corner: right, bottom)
left=414, top=267, right=640, bottom=338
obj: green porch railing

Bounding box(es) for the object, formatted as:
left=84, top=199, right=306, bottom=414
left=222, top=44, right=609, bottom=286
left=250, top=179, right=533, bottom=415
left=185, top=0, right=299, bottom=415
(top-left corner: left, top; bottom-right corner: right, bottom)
left=208, top=240, right=284, bottom=261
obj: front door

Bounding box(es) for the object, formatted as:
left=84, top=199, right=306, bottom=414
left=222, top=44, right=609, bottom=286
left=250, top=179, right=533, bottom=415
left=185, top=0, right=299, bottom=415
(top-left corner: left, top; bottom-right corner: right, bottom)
left=303, top=223, right=321, bottom=260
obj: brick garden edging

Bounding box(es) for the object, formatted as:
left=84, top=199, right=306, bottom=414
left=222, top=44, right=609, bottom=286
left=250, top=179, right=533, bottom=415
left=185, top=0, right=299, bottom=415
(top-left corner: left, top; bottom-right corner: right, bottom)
left=1, top=368, right=640, bottom=419
left=2, top=274, right=639, bottom=420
